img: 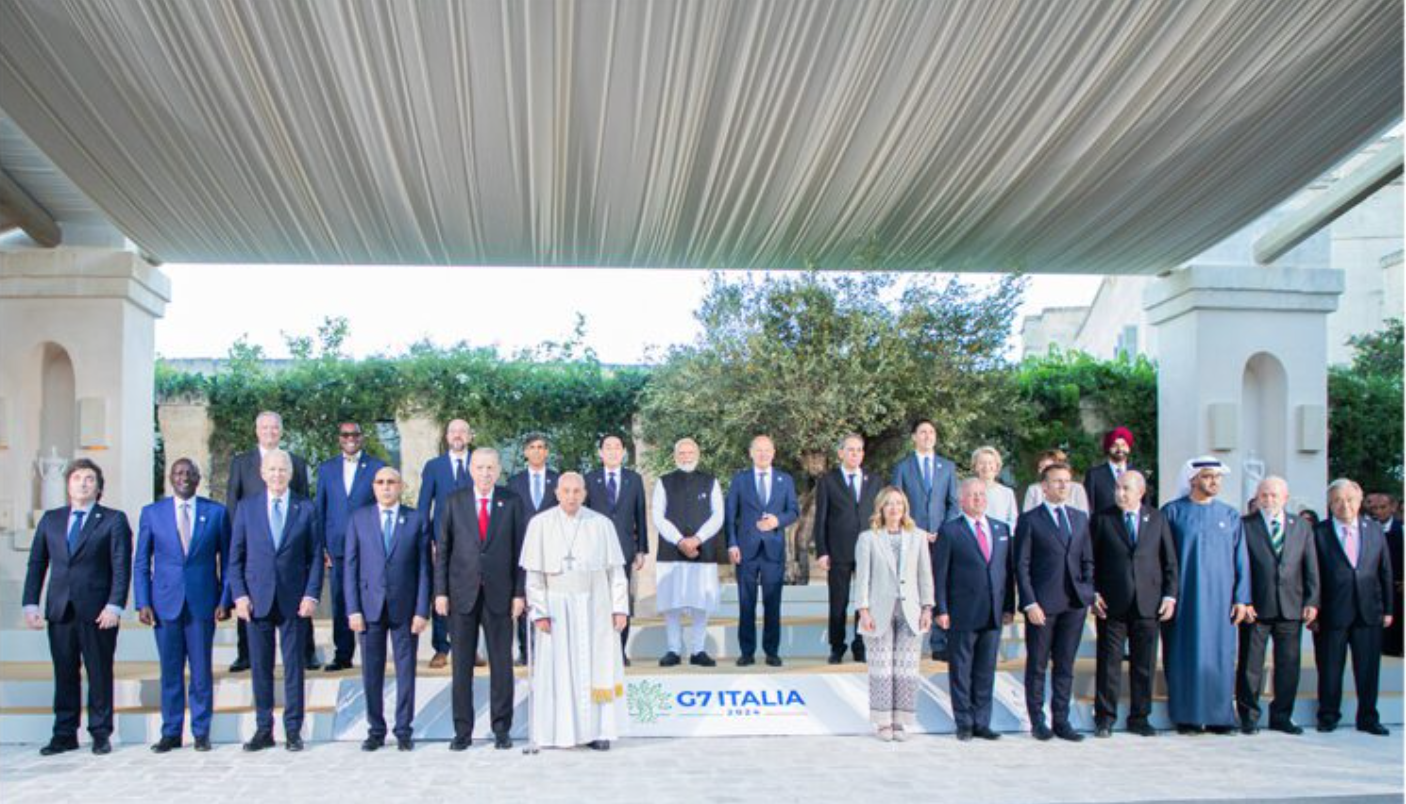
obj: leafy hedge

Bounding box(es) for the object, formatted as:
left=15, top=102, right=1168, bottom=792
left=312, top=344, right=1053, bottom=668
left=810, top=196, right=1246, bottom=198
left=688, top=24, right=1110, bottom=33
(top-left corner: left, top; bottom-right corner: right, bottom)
left=1328, top=320, right=1403, bottom=494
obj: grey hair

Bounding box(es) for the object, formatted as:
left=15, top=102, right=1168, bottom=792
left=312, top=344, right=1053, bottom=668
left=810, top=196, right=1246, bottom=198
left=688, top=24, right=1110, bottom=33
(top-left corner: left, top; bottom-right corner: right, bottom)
left=471, top=447, right=501, bottom=463
left=1327, top=477, right=1362, bottom=497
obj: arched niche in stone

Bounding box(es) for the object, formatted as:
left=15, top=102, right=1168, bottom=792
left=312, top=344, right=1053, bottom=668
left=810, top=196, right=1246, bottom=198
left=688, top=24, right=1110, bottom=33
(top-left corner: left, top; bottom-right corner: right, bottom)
left=36, top=341, right=76, bottom=510
left=1240, top=351, right=1288, bottom=504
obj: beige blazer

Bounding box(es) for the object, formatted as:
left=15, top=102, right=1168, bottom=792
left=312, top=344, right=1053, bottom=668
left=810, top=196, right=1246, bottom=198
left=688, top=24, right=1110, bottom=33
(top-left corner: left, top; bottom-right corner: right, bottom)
left=854, top=527, right=934, bottom=638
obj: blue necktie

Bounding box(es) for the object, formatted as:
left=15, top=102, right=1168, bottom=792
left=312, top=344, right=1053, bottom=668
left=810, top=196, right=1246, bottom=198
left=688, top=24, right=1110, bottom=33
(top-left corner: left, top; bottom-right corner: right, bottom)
left=66, top=510, right=86, bottom=552
left=848, top=473, right=859, bottom=504
left=532, top=474, right=543, bottom=509
left=607, top=472, right=619, bottom=510
left=922, top=457, right=933, bottom=492
left=1056, top=506, right=1071, bottom=542
left=1125, top=511, right=1137, bottom=546
left=454, top=458, right=465, bottom=487
left=382, top=510, right=396, bottom=555
left=271, top=498, right=285, bottom=550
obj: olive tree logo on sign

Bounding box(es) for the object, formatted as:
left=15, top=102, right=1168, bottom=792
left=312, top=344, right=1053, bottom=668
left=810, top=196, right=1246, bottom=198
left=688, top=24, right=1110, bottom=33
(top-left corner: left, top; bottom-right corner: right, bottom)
left=627, top=680, right=673, bottom=724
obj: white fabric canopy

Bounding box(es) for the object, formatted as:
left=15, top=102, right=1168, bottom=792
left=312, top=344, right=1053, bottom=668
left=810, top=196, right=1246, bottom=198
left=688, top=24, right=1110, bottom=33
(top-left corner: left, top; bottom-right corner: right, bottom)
left=0, top=0, right=1400, bottom=272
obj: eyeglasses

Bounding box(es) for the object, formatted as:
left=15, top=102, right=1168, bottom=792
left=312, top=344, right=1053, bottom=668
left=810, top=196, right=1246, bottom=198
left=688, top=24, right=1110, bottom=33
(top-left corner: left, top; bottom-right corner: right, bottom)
left=339, top=431, right=362, bottom=439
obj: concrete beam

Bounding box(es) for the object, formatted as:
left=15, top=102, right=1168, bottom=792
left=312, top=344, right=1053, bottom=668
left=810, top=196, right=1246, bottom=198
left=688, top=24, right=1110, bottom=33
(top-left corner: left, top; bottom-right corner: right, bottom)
left=1254, top=138, right=1403, bottom=265
left=0, top=168, right=61, bottom=247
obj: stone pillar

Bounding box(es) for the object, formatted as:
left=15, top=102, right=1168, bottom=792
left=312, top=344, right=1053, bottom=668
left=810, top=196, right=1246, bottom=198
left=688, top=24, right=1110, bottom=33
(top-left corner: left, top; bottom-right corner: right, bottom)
left=1144, top=265, right=1342, bottom=512
left=157, top=398, right=215, bottom=497
left=394, top=410, right=442, bottom=506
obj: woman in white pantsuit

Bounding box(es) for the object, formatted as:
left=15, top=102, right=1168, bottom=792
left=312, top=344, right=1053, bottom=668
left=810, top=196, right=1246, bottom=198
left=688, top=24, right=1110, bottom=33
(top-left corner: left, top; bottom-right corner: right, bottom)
left=855, top=486, right=934, bottom=741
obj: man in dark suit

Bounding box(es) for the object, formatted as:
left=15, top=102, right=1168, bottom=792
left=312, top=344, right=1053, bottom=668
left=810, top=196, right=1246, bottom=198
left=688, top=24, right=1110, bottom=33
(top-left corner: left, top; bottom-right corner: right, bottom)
left=416, top=418, right=474, bottom=667
left=934, top=477, right=1015, bottom=741
left=1236, top=476, right=1319, bottom=735
left=434, top=447, right=527, bottom=750
left=315, top=422, right=385, bottom=671
left=134, top=458, right=231, bottom=753
left=1365, top=492, right=1403, bottom=657
left=1313, top=478, right=1394, bottom=736
left=726, top=435, right=800, bottom=667
left=890, top=418, right=961, bottom=659
left=23, top=458, right=132, bottom=756
left=507, top=433, right=559, bottom=664
left=229, top=449, right=324, bottom=752
left=1090, top=470, right=1177, bottom=738
left=814, top=433, right=881, bottom=664
left=225, top=410, right=314, bottom=672
left=345, top=467, right=431, bottom=751
left=1015, top=461, right=1095, bottom=741
left=1084, top=426, right=1143, bottom=517
left=584, top=433, right=649, bottom=664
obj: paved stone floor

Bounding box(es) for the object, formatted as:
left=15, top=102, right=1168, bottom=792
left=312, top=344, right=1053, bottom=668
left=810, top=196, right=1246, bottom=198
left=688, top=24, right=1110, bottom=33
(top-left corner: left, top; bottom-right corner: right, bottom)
left=1, top=729, right=1400, bottom=804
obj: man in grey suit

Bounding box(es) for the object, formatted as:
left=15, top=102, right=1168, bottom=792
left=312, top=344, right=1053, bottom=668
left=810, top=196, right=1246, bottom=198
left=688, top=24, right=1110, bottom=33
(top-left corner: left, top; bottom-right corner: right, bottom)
left=890, top=418, right=961, bottom=659
left=1236, top=476, right=1319, bottom=735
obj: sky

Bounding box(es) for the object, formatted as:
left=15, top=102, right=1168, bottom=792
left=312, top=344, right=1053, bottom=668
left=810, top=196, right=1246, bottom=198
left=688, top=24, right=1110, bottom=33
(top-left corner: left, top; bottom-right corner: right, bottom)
left=153, top=264, right=1102, bottom=365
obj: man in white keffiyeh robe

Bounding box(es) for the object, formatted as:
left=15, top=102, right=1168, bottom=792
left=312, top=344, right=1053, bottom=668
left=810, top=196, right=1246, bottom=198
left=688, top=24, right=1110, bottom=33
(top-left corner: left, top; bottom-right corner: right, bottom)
left=519, top=472, right=629, bottom=750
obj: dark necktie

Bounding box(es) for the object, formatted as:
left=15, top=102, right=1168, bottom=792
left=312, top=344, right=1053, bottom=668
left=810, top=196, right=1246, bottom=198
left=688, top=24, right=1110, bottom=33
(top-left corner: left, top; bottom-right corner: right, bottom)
left=757, top=472, right=769, bottom=507
left=607, top=472, right=619, bottom=509
left=1270, top=518, right=1284, bottom=555
left=382, top=509, right=396, bottom=555
left=1124, top=510, right=1137, bottom=546
left=922, top=457, right=933, bottom=491
left=848, top=473, right=859, bottom=504
left=66, top=510, right=86, bottom=552
left=1056, top=506, right=1071, bottom=542
left=454, top=457, right=465, bottom=486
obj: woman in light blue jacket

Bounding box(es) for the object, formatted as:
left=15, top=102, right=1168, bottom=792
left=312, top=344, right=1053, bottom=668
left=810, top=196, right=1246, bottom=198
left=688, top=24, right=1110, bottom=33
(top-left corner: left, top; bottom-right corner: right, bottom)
left=856, top=486, right=934, bottom=741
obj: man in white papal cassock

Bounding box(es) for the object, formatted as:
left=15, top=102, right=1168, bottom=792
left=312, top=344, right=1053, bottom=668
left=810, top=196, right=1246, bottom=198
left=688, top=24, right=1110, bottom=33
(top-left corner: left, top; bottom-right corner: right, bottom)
left=520, top=472, right=629, bottom=750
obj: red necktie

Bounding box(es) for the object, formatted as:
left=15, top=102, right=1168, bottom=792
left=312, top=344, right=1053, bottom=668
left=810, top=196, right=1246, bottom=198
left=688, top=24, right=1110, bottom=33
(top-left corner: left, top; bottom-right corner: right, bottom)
left=478, top=497, right=490, bottom=542
left=975, top=519, right=991, bottom=563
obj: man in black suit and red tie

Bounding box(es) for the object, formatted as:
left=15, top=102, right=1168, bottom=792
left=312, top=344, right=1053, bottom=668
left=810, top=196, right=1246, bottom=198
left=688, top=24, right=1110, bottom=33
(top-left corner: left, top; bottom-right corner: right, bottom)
left=813, top=433, right=881, bottom=664
left=23, top=458, right=132, bottom=756
left=584, top=434, right=649, bottom=665
left=1313, top=478, right=1394, bottom=736
left=1015, top=461, right=1095, bottom=742
left=1089, top=470, right=1177, bottom=738
left=1236, top=476, right=1318, bottom=735
left=435, top=447, right=527, bottom=751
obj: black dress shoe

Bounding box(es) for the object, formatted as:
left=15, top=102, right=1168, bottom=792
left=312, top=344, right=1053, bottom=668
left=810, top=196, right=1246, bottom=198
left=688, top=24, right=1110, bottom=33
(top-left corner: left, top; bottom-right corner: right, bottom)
left=494, top=734, right=512, bottom=750
left=659, top=651, right=681, bottom=667
left=1240, top=722, right=1259, bottom=735
left=1175, top=723, right=1204, bottom=735
left=1127, top=722, right=1157, bottom=737
left=228, top=658, right=250, bottom=673
left=1094, top=724, right=1112, bottom=739
left=588, top=739, right=610, bottom=751
left=1359, top=723, right=1391, bottom=736
left=91, top=738, right=112, bottom=755
left=305, top=657, right=323, bottom=671
left=827, top=651, right=844, bottom=665
left=1206, top=725, right=1236, bottom=736
left=39, top=738, right=79, bottom=756
left=955, top=728, right=973, bottom=742
left=1316, top=722, right=1336, bottom=733
left=243, top=732, right=275, bottom=752
left=285, top=735, right=305, bottom=752
left=325, top=661, right=352, bottom=672
left=851, top=646, right=866, bottom=663
left=151, top=735, right=181, bottom=753
left=194, top=736, right=212, bottom=752
left=1032, top=724, right=1053, bottom=741
left=397, top=738, right=414, bottom=752
left=973, top=727, right=1001, bottom=741
left=765, top=655, right=783, bottom=667
left=736, top=655, right=755, bottom=667
left=623, top=656, right=632, bottom=667
left=1053, top=725, right=1084, bottom=742
left=361, top=736, right=384, bottom=751
left=931, top=649, right=950, bottom=662
left=449, top=736, right=472, bottom=751
left=689, top=652, right=716, bottom=667
left=1268, top=721, right=1303, bottom=735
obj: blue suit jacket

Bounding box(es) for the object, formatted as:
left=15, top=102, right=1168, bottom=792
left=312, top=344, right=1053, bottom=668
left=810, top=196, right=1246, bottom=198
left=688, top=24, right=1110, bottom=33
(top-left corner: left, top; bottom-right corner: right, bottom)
left=725, top=468, right=800, bottom=563
left=934, top=517, right=1015, bottom=631
left=315, top=454, right=385, bottom=557
left=229, top=493, right=324, bottom=619
left=890, top=453, right=961, bottom=533
left=344, top=504, right=432, bottom=625
left=417, top=453, right=471, bottom=543
left=23, top=504, right=133, bottom=621
left=1014, top=504, right=1096, bottom=615
left=134, top=496, right=232, bottom=621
